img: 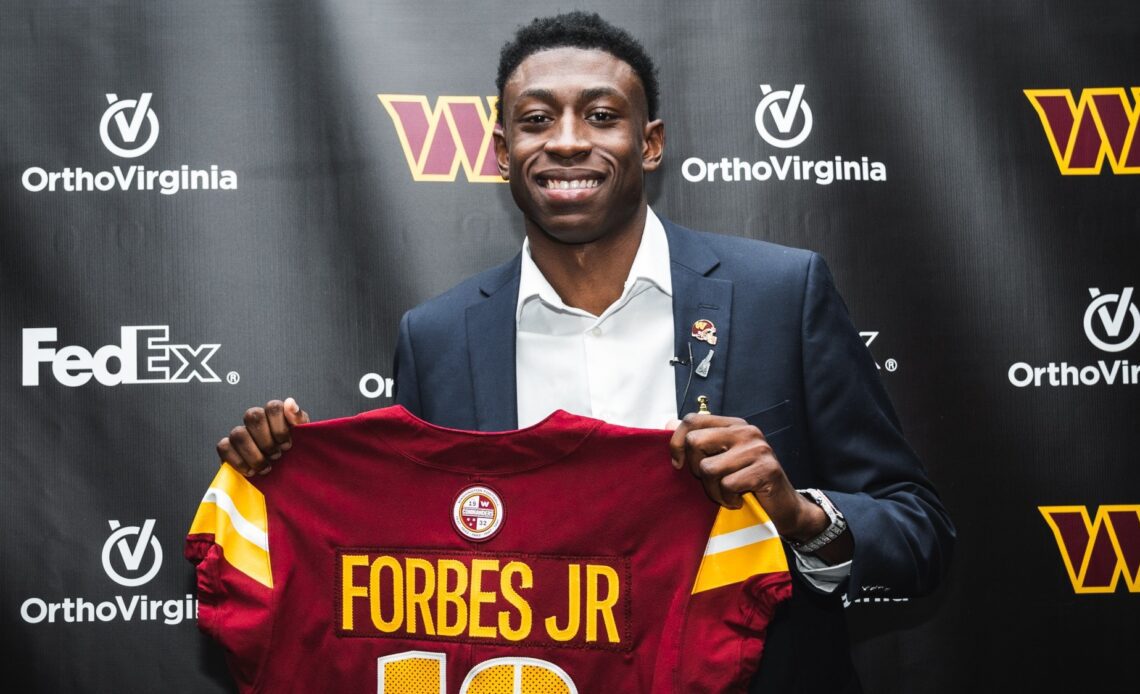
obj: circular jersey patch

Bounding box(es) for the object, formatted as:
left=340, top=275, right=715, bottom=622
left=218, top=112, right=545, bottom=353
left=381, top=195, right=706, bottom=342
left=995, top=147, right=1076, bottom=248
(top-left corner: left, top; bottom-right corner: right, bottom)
left=451, top=485, right=504, bottom=542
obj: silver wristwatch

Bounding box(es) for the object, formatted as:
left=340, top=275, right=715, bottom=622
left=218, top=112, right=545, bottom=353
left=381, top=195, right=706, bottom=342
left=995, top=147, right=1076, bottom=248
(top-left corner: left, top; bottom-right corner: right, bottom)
left=789, top=488, right=847, bottom=554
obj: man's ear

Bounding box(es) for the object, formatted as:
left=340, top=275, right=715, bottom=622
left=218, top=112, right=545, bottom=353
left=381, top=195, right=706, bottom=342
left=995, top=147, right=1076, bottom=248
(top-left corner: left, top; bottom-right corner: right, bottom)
left=493, top=123, right=510, bottom=180
left=642, top=119, right=665, bottom=172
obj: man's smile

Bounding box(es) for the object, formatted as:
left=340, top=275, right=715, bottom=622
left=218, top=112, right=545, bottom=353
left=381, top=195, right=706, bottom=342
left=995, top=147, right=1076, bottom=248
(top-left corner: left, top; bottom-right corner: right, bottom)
left=541, top=179, right=600, bottom=189
left=535, top=169, right=606, bottom=200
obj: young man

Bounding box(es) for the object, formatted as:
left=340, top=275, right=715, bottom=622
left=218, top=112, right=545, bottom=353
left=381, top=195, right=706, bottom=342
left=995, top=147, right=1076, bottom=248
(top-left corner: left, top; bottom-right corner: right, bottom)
left=218, top=12, right=954, bottom=692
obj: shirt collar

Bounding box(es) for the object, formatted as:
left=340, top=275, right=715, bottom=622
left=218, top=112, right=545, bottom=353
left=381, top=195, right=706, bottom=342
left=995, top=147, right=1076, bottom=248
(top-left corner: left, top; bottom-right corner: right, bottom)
left=516, top=207, right=672, bottom=322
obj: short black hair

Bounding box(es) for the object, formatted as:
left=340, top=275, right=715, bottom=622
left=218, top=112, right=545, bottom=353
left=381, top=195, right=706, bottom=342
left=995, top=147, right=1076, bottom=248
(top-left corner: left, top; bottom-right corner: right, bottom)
left=495, top=12, right=659, bottom=123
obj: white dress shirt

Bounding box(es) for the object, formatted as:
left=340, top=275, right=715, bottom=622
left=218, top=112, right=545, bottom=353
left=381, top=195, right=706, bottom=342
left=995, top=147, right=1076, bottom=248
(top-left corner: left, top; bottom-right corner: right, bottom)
left=514, top=207, right=850, bottom=592
left=516, top=208, right=677, bottom=430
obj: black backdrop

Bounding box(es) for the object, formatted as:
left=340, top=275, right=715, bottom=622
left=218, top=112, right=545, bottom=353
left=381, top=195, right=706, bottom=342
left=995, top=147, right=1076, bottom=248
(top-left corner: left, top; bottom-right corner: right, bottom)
left=3, top=1, right=1138, bottom=692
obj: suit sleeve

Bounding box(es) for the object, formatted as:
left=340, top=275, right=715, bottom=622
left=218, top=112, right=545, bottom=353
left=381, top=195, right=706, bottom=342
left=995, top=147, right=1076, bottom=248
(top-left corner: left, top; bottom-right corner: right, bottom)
left=799, top=253, right=955, bottom=598
left=393, top=310, right=423, bottom=416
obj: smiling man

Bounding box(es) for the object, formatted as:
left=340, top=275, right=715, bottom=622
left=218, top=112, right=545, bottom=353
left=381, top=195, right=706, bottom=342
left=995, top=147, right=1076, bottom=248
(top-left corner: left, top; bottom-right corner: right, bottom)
left=218, top=12, right=954, bottom=692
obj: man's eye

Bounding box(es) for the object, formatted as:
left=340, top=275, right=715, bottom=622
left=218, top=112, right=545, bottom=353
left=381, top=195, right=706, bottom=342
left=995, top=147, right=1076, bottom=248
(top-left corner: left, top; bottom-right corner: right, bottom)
left=521, top=114, right=551, bottom=124
left=587, top=111, right=617, bottom=122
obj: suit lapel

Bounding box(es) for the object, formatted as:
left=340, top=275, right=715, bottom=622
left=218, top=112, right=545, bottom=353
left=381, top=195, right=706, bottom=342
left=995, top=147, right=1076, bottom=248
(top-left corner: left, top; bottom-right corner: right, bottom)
left=665, top=222, right=733, bottom=417
left=466, top=256, right=521, bottom=431
left=466, top=221, right=731, bottom=427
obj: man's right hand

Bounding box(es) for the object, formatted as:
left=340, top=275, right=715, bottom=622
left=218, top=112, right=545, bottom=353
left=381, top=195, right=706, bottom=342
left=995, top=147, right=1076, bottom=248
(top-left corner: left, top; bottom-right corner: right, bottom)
left=216, top=397, right=310, bottom=476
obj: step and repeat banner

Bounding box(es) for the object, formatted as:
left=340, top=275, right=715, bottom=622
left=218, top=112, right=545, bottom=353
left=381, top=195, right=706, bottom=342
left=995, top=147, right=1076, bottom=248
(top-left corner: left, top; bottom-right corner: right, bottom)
left=2, top=1, right=1137, bottom=692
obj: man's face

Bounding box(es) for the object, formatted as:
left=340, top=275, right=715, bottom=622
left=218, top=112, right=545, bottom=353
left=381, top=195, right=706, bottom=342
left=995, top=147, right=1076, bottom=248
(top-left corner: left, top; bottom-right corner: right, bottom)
left=494, top=47, right=665, bottom=245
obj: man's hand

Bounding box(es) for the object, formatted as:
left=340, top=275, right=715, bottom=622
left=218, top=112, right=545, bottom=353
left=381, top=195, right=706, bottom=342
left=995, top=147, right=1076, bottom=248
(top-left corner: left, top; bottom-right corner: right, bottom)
left=216, top=397, right=310, bottom=477
left=668, top=413, right=829, bottom=542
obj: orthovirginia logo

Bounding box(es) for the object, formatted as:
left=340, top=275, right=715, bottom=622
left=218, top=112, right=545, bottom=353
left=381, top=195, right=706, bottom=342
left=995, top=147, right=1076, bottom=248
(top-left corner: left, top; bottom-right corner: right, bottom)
left=359, top=372, right=395, bottom=399
left=378, top=95, right=503, bottom=183
left=1025, top=87, right=1140, bottom=175
left=1084, top=287, right=1140, bottom=353
left=754, top=84, right=813, bottom=149
left=19, top=519, right=196, bottom=626
left=21, top=92, right=238, bottom=194
left=1040, top=505, right=1140, bottom=594
left=99, top=93, right=160, bottom=158
left=101, top=519, right=163, bottom=587
left=1008, top=287, right=1139, bottom=388
left=682, top=84, right=887, bottom=185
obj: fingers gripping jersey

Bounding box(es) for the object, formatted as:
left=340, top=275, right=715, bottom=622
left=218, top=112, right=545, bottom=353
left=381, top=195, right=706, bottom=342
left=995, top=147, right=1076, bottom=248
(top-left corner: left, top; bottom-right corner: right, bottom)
left=186, top=407, right=791, bottom=693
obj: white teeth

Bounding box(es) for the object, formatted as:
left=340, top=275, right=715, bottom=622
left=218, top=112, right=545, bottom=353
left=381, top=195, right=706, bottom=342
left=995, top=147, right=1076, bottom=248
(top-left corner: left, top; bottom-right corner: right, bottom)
left=544, top=179, right=599, bottom=189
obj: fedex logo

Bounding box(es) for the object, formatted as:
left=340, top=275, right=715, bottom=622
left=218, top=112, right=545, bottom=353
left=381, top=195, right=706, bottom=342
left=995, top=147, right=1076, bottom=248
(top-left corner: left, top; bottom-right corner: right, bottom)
left=22, top=326, right=221, bottom=386
left=1025, top=87, right=1140, bottom=175
left=378, top=94, right=503, bottom=182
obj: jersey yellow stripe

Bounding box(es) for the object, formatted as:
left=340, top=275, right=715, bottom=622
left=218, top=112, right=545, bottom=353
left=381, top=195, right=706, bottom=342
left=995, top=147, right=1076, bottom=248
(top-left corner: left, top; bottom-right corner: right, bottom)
left=189, top=465, right=273, bottom=588
left=203, top=464, right=269, bottom=533
left=190, top=501, right=274, bottom=588
left=693, top=496, right=787, bottom=594
left=709, top=494, right=774, bottom=536
left=692, top=535, right=788, bottom=594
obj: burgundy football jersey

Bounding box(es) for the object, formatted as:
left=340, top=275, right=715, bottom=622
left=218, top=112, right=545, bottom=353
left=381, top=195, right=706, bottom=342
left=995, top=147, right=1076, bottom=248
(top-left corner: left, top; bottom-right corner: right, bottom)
left=186, top=406, right=790, bottom=694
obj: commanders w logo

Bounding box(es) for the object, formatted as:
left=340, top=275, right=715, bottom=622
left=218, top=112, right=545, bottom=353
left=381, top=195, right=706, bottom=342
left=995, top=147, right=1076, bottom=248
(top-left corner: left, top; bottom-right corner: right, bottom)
left=378, top=95, right=503, bottom=183
left=1040, top=505, right=1140, bottom=593
left=1025, top=88, right=1140, bottom=175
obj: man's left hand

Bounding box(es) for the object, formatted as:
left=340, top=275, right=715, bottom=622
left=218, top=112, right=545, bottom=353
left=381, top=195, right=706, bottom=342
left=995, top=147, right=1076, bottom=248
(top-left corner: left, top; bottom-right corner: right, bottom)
left=668, top=413, right=829, bottom=544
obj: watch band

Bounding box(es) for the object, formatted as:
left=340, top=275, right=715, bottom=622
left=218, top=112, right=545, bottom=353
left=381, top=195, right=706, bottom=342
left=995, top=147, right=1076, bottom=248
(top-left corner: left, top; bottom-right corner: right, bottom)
left=789, top=488, right=847, bottom=554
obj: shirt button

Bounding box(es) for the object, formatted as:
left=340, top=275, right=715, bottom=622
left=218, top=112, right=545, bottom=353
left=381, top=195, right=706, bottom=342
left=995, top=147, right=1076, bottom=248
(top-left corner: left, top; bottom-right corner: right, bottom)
left=588, top=327, right=602, bottom=337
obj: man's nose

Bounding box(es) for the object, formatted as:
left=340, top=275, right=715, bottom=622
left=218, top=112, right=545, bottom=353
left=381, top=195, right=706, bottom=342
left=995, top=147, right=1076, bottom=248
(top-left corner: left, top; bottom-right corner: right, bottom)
left=544, top=118, right=591, bottom=160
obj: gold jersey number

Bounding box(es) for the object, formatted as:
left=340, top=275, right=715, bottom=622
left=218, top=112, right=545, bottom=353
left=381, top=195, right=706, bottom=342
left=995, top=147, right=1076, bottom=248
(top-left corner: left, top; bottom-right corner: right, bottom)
left=378, top=651, right=578, bottom=694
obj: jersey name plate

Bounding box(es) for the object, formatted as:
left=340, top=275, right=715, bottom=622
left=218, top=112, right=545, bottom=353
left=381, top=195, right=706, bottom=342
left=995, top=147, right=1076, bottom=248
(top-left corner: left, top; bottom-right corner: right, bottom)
left=337, top=548, right=631, bottom=651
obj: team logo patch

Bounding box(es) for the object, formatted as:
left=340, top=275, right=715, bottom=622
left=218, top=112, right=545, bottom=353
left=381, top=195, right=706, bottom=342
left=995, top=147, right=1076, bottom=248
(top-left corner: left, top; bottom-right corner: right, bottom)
left=451, top=485, right=504, bottom=542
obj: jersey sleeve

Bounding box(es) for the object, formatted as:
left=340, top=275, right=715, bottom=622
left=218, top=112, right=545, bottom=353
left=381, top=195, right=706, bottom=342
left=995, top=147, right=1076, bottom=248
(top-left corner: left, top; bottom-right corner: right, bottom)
left=681, top=494, right=793, bottom=692
left=185, top=464, right=276, bottom=692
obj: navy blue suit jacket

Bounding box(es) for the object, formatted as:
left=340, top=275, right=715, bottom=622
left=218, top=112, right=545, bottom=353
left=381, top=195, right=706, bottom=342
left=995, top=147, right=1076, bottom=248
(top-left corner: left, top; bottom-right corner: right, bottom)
left=394, top=218, right=954, bottom=693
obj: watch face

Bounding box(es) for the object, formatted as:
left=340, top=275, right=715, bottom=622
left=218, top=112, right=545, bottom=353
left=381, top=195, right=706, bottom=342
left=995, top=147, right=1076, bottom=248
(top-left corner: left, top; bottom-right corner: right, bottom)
left=791, top=489, right=846, bottom=553
left=806, top=489, right=841, bottom=519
